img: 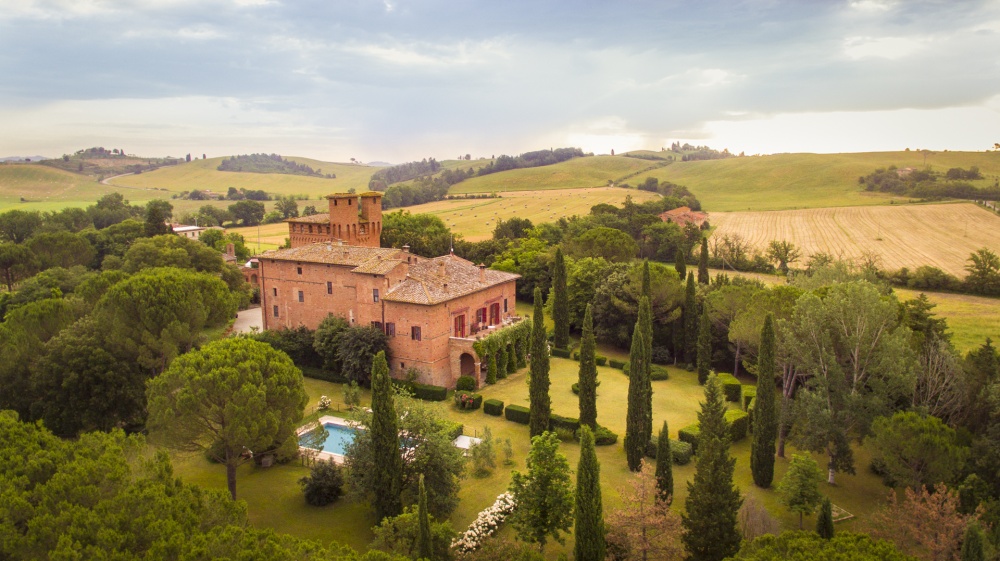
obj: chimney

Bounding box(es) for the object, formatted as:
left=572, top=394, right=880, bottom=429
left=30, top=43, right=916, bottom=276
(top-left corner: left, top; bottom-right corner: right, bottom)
left=225, top=243, right=235, bottom=257
left=478, top=263, right=486, bottom=283
left=402, top=244, right=410, bottom=254
left=438, top=259, right=446, bottom=277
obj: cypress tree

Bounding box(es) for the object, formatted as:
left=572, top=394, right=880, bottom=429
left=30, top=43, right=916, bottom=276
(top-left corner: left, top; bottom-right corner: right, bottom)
left=417, top=474, right=433, bottom=560
left=625, top=315, right=648, bottom=471
left=675, top=247, right=687, bottom=280
left=671, top=318, right=684, bottom=366
left=698, top=238, right=709, bottom=285
left=552, top=248, right=569, bottom=350
left=697, top=307, right=712, bottom=385
left=486, top=352, right=498, bottom=385
left=962, top=522, right=985, bottom=561
left=751, top=314, right=778, bottom=488
left=370, top=351, right=403, bottom=522
left=506, top=343, right=517, bottom=375
left=655, top=420, right=674, bottom=503
left=816, top=496, right=834, bottom=540
left=529, top=287, right=551, bottom=437
left=682, top=375, right=743, bottom=561
left=496, top=345, right=507, bottom=379
left=574, top=426, right=606, bottom=561
left=684, top=272, right=698, bottom=364
left=639, top=295, right=653, bottom=444
left=578, top=304, right=598, bottom=430
left=641, top=259, right=651, bottom=298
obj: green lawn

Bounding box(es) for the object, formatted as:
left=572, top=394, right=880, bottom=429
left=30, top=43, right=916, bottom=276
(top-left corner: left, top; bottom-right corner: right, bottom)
left=448, top=156, right=662, bottom=194
left=895, top=288, right=1000, bottom=354
left=171, top=356, right=889, bottom=557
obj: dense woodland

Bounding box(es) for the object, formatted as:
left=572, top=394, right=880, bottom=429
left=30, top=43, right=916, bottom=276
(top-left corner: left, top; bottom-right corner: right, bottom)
left=218, top=153, right=334, bottom=178
left=860, top=165, right=1000, bottom=200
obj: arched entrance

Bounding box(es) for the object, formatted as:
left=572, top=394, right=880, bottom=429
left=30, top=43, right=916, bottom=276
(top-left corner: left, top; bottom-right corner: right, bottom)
left=459, top=353, right=476, bottom=377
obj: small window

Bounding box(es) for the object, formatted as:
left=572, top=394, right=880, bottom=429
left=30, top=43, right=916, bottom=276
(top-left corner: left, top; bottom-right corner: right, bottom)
left=296, top=266, right=302, bottom=275
left=400, top=362, right=405, bottom=369
left=273, top=305, right=279, bottom=317
left=386, top=323, right=395, bottom=336
left=327, top=281, right=333, bottom=295
left=373, top=289, right=379, bottom=303
left=272, top=287, right=277, bottom=297
left=372, top=321, right=382, bottom=330
left=297, top=291, right=304, bottom=303
left=504, top=298, right=508, bottom=312
left=411, top=326, right=422, bottom=341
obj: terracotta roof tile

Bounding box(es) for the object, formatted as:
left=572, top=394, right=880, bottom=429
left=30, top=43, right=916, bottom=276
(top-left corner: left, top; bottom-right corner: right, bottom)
left=352, top=258, right=405, bottom=275
left=384, top=254, right=520, bottom=305
left=286, top=213, right=331, bottom=224
left=260, top=243, right=401, bottom=267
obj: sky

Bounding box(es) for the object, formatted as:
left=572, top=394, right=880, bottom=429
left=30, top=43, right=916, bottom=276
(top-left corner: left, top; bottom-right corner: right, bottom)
left=2, top=0, right=1000, bottom=163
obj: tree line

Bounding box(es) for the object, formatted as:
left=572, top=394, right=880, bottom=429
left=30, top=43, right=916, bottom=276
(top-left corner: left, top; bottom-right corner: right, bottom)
left=860, top=165, right=1000, bottom=200
left=218, top=153, right=334, bottom=178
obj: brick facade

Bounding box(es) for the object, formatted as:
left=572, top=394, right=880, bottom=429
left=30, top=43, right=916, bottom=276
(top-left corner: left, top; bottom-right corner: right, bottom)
left=286, top=192, right=383, bottom=248
left=259, top=197, right=519, bottom=388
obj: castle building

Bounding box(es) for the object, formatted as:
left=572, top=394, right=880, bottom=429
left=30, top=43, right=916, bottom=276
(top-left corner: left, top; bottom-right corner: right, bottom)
left=258, top=193, right=520, bottom=388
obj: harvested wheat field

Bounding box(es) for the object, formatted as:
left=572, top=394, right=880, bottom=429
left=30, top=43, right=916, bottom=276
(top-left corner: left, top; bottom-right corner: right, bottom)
left=710, top=202, right=1000, bottom=276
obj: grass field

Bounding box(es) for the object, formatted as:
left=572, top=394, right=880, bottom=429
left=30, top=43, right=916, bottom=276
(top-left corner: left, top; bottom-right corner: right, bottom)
left=710, top=202, right=1000, bottom=277
left=172, top=352, right=888, bottom=557
left=0, top=164, right=133, bottom=211
left=447, top=156, right=663, bottom=194
left=646, top=150, right=1000, bottom=212
left=895, top=288, right=1000, bottom=353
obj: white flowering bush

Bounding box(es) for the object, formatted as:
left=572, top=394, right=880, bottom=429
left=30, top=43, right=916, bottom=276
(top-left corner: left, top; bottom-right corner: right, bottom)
left=451, top=492, right=517, bottom=554
left=318, top=395, right=332, bottom=411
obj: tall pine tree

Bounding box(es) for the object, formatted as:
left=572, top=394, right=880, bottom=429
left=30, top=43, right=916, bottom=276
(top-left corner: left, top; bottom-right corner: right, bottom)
left=816, top=496, right=834, bottom=540
left=578, top=304, right=598, bottom=430
left=417, top=474, right=433, bottom=560
left=697, top=307, right=712, bottom=385
left=698, top=238, right=709, bottom=285
left=552, top=248, right=569, bottom=349
left=625, top=305, right=650, bottom=472
left=640, top=264, right=653, bottom=435
left=751, top=313, right=778, bottom=488
left=684, top=272, right=698, bottom=364
left=574, top=426, right=606, bottom=561
left=370, top=351, right=403, bottom=522
left=675, top=247, right=687, bottom=280
left=529, top=287, right=551, bottom=437
left=655, top=420, right=673, bottom=503
left=682, top=375, right=742, bottom=561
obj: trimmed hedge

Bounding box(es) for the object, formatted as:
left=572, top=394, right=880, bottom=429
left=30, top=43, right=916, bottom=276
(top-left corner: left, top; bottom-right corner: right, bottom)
left=678, top=424, right=701, bottom=454
left=483, top=399, right=504, bottom=416
left=299, top=366, right=349, bottom=384
left=454, top=392, right=482, bottom=410
left=747, top=397, right=757, bottom=429
left=717, top=373, right=742, bottom=402
left=608, top=358, right=626, bottom=369
left=551, top=347, right=571, bottom=359
left=671, top=440, right=693, bottom=465
left=456, top=375, right=477, bottom=392
left=594, top=425, right=618, bottom=446
left=504, top=404, right=530, bottom=424
left=741, top=385, right=757, bottom=410
left=411, top=382, right=447, bottom=402
left=595, top=355, right=608, bottom=366
left=725, top=409, right=749, bottom=442
left=571, top=383, right=579, bottom=395
left=651, top=366, right=670, bottom=381
left=644, top=438, right=694, bottom=466
left=550, top=414, right=580, bottom=434
left=440, top=420, right=464, bottom=441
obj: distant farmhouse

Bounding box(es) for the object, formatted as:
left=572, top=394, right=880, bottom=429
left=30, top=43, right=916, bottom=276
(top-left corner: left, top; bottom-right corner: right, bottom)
left=257, top=193, right=521, bottom=388
left=171, top=224, right=205, bottom=239
left=659, top=206, right=709, bottom=228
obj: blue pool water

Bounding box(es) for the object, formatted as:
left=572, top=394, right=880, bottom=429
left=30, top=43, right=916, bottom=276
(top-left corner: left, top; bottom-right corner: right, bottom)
left=300, top=423, right=362, bottom=455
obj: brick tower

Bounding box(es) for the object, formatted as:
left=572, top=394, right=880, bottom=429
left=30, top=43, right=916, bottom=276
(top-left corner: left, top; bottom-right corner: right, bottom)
left=325, top=192, right=381, bottom=248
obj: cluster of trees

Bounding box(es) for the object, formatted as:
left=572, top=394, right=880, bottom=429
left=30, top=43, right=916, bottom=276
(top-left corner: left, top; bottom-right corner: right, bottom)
left=668, top=142, right=735, bottom=161
left=225, top=186, right=271, bottom=200
left=218, top=153, right=333, bottom=177
left=475, top=148, right=586, bottom=177
left=369, top=158, right=443, bottom=189
left=381, top=177, right=452, bottom=210
left=860, top=165, right=999, bottom=200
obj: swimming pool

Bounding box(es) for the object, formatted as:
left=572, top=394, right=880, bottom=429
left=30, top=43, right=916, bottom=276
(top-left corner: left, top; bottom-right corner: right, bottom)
left=300, top=422, right=362, bottom=456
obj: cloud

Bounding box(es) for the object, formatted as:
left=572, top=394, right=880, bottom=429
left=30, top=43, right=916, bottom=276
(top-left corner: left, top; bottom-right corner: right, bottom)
left=843, top=35, right=927, bottom=60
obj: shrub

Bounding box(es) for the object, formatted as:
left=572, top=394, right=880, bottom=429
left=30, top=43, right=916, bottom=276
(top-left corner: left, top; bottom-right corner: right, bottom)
left=550, top=413, right=580, bottom=434
left=741, top=385, right=757, bottom=410
left=454, top=392, right=482, bottom=410
left=595, top=355, right=608, bottom=366
left=608, top=358, right=626, bottom=369
left=571, top=382, right=579, bottom=395
left=299, top=365, right=348, bottom=384
left=298, top=460, right=345, bottom=506
left=572, top=350, right=580, bottom=360
left=679, top=424, right=701, bottom=454
left=456, top=375, right=477, bottom=391
left=483, top=399, right=504, bottom=416
left=651, top=366, right=670, bottom=381
left=622, top=363, right=630, bottom=377
left=748, top=397, right=757, bottom=430
left=504, top=404, right=530, bottom=424
left=725, top=409, right=749, bottom=442
left=554, top=427, right=576, bottom=441
left=594, top=425, right=618, bottom=446
left=717, top=373, right=742, bottom=402
left=671, top=440, right=693, bottom=465
left=651, top=346, right=671, bottom=365
left=411, top=382, right=447, bottom=402
left=438, top=420, right=464, bottom=441
left=317, top=395, right=331, bottom=410
left=551, top=347, right=571, bottom=358
left=343, top=382, right=361, bottom=409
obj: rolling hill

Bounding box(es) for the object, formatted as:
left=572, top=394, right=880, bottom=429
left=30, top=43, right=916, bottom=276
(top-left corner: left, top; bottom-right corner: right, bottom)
left=0, top=164, right=119, bottom=211
left=446, top=155, right=664, bottom=193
